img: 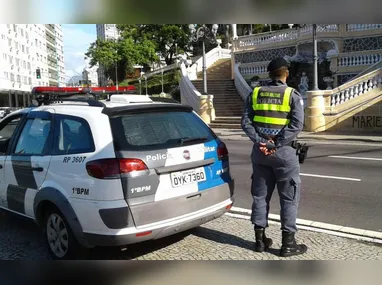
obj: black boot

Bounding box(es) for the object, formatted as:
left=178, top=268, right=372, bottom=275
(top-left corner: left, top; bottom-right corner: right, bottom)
left=254, top=228, right=273, bottom=252
left=280, top=231, right=308, bottom=257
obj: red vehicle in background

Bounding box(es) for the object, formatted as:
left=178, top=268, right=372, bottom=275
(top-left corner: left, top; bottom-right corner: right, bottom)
left=30, top=85, right=137, bottom=106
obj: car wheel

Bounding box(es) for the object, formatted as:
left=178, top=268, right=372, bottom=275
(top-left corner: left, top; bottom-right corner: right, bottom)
left=43, top=206, right=88, bottom=260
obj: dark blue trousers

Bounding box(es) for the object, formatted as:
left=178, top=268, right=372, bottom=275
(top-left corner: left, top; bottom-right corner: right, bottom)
left=250, top=144, right=301, bottom=232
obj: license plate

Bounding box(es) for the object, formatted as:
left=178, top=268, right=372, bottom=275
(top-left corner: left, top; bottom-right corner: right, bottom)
left=170, top=167, right=206, bottom=188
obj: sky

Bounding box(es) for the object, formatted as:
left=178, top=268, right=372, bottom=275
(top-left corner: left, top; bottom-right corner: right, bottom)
left=62, top=24, right=97, bottom=81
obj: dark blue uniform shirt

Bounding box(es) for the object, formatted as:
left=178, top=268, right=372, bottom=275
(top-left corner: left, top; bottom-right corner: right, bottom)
left=241, top=80, right=304, bottom=147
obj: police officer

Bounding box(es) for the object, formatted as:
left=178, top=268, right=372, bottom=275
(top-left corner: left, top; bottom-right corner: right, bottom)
left=241, top=57, right=307, bottom=257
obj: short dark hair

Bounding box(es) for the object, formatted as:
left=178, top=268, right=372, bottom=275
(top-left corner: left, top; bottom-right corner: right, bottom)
left=269, top=66, right=288, bottom=80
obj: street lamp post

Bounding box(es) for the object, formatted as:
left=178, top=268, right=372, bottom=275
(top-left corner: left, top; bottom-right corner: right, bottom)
left=144, top=76, right=148, bottom=95
left=312, top=24, right=319, bottom=91
left=161, top=69, right=164, bottom=95
left=294, top=24, right=320, bottom=91
left=188, top=24, right=219, bottom=95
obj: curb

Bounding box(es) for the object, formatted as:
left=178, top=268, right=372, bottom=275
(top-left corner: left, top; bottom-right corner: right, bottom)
left=214, top=133, right=382, bottom=143
left=297, top=136, right=382, bottom=143
left=227, top=207, right=382, bottom=245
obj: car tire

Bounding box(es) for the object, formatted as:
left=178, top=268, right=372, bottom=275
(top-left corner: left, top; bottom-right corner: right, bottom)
left=43, top=205, right=89, bottom=260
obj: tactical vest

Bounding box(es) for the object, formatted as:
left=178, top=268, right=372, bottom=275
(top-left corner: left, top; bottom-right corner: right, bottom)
left=251, top=85, right=293, bottom=136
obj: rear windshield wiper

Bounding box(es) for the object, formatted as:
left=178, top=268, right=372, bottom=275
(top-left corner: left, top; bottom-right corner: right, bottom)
left=160, top=137, right=208, bottom=146
left=179, top=137, right=208, bottom=145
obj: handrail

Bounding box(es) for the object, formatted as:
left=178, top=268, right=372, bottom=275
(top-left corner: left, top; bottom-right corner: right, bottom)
left=178, top=46, right=232, bottom=121
left=179, top=59, right=201, bottom=112
left=330, top=67, right=382, bottom=108
left=351, top=61, right=382, bottom=79
left=234, top=63, right=252, bottom=101
left=187, top=46, right=231, bottom=80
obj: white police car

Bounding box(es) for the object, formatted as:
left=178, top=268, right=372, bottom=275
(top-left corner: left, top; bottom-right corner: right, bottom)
left=0, top=91, right=234, bottom=259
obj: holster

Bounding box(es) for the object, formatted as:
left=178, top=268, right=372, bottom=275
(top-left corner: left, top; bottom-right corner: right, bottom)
left=294, top=141, right=309, bottom=164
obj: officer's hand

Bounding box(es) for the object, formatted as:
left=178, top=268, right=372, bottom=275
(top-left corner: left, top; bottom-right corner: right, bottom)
left=259, top=142, right=269, bottom=155
left=267, top=140, right=277, bottom=155
left=259, top=140, right=276, bottom=156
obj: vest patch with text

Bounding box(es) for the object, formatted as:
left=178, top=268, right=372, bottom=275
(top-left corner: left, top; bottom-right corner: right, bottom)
left=251, top=86, right=293, bottom=136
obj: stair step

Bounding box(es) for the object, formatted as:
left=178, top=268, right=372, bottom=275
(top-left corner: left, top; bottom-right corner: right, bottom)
left=215, top=116, right=242, bottom=119
left=214, top=111, right=243, bottom=114
left=213, top=119, right=242, bottom=124
left=209, top=123, right=242, bottom=129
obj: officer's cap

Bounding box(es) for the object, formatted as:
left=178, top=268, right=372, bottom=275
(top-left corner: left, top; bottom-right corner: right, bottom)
left=267, top=57, right=290, bottom=72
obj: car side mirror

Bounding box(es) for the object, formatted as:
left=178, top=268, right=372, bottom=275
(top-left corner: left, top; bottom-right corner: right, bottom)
left=0, top=139, right=9, bottom=154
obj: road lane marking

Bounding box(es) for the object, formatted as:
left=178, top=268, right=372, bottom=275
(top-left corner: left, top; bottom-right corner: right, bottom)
left=328, top=155, right=382, bottom=161
left=300, top=173, right=361, bottom=181
left=227, top=206, right=382, bottom=243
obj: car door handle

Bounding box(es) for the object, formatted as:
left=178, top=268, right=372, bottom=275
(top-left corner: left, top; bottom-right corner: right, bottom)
left=31, top=167, right=44, bottom=172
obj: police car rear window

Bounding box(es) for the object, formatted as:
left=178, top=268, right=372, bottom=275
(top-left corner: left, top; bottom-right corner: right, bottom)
left=110, top=111, right=215, bottom=151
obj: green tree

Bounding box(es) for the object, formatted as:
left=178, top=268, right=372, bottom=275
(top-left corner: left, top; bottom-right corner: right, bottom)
left=85, top=36, right=158, bottom=83
left=117, top=24, right=192, bottom=65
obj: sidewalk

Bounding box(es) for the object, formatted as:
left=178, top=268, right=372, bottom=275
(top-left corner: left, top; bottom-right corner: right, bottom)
left=212, top=128, right=382, bottom=143
left=104, top=214, right=382, bottom=260
left=1, top=210, right=382, bottom=259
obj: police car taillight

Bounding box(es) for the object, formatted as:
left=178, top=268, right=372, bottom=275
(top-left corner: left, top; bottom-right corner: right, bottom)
left=217, top=142, right=229, bottom=160
left=86, top=158, right=148, bottom=179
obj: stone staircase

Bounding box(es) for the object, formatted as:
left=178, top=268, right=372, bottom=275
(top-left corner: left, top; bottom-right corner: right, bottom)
left=191, top=59, right=244, bottom=129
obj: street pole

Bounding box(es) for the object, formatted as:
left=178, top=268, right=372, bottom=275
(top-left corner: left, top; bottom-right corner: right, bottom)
left=312, top=24, right=319, bottom=90
left=189, top=24, right=218, bottom=95
left=115, top=59, right=118, bottom=91
left=144, top=76, right=148, bottom=95
left=114, top=29, right=119, bottom=91
left=161, top=69, right=164, bottom=94
left=202, top=39, right=207, bottom=94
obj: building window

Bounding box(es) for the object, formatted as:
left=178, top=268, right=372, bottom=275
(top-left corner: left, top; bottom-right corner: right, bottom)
left=2, top=53, right=6, bottom=60
left=13, top=24, right=17, bottom=32
left=16, top=58, right=20, bottom=66
left=4, top=72, right=9, bottom=79
left=9, top=56, right=13, bottom=64
left=26, top=32, right=29, bottom=40
left=17, top=75, right=21, bottom=83
left=28, top=62, right=31, bottom=70
left=26, top=47, right=29, bottom=54
left=28, top=77, right=32, bottom=85
left=21, top=29, right=24, bottom=37
left=24, top=76, right=28, bottom=84
left=22, top=45, right=25, bottom=53
left=23, top=61, right=26, bottom=69
left=10, top=73, right=15, bottom=82
left=8, top=38, right=12, bottom=46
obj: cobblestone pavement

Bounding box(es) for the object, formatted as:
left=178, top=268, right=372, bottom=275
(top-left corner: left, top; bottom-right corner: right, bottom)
left=1, top=209, right=382, bottom=260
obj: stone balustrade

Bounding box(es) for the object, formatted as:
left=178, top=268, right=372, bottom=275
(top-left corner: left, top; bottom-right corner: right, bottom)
left=299, top=24, right=339, bottom=36
left=330, top=68, right=382, bottom=107
left=234, top=25, right=342, bottom=52
left=304, top=67, right=382, bottom=132
left=233, top=24, right=382, bottom=53
left=234, top=63, right=252, bottom=101
left=238, top=61, right=269, bottom=76
left=347, top=24, right=382, bottom=32
left=338, top=52, right=382, bottom=67
left=236, top=29, right=298, bottom=50
left=179, top=46, right=231, bottom=124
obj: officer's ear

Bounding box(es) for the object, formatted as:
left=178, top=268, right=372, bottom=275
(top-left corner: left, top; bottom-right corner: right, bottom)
left=286, top=69, right=290, bottom=79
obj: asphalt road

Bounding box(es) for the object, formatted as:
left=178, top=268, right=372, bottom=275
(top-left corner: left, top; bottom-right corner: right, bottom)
left=225, top=139, right=382, bottom=232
